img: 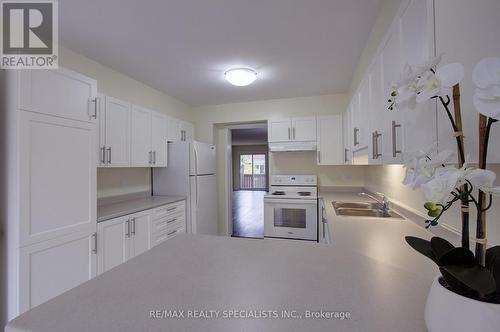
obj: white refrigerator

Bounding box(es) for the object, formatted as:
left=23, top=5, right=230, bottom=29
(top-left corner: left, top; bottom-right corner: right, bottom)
left=153, top=141, right=218, bottom=235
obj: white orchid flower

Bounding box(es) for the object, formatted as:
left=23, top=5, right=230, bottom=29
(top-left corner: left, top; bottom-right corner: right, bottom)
left=403, top=147, right=454, bottom=189
left=472, top=57, right=500, bottom=89
left=415, top=63, right=465, bottom=103
left=466, top=168, right=500, bottom=195
left=472, top=57, right=500, bottom=119
left=421, top=166, right=463, bottom=204
left=388, top=56, right=443, bottom=110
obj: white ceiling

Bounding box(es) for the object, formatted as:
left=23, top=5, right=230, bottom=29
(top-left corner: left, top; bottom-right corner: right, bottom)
left=60, top=0, right=382, bottom=106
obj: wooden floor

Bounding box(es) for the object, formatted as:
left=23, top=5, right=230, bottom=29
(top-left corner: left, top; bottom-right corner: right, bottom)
left=232, top=190, right=265, bottom=238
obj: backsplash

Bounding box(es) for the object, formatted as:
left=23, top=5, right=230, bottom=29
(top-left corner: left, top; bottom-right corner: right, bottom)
left=269, top=151, right=366, bottom=188
left=97, top=168, right=151, bottom=199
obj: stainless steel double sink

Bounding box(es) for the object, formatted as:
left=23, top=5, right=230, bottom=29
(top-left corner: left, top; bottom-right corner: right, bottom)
left=332, top=201, right=404, bottom=219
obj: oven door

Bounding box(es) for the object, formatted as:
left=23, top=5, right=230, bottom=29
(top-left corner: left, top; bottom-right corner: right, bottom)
left=264, top=198, right=318, bottom=241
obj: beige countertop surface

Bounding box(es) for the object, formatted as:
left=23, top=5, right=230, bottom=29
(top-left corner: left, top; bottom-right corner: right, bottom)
left=97, top=195, right=186, bottom=222
left=7, top=191, right=442, bottom=332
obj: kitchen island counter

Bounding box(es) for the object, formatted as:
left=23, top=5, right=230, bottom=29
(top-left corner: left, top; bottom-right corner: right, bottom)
left=8, top=230, right=435, bottom=332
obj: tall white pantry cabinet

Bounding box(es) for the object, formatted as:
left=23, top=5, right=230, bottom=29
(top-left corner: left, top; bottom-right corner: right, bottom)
left=5, top=68, right=98, bottom=320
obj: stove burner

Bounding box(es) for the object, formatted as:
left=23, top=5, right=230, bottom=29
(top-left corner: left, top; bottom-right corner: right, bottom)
left=298, top=192, right=312, bottom=196
left=272, top=191, right=286, bottom=195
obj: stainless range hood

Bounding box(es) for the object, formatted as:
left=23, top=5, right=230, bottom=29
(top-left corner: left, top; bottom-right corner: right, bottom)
left=268, top=141, right=317, bottom=152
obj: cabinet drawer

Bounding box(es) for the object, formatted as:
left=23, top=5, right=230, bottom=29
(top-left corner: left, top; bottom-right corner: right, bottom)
left=153, top=225, right=185, bottom=246
left=152, top=215, right=185, bottom=234
left=152, top=201, right=185, bottom=221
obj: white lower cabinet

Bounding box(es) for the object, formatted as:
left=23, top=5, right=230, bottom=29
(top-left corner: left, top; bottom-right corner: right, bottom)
left=96, top=200, right=186, bottom=275
left=19, top=230, right=97, bottom=313
left=97, top=216, right=130, bottom=274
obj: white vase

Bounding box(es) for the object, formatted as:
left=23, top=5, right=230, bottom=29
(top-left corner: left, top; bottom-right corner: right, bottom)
left=425, top=276, right=500, bottom=332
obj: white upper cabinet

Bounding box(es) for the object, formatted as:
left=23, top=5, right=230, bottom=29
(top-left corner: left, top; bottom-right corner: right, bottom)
left=342, top=106, right=352, bottom=164
left=131, top=105, right=153, bottom=167
left=19, top=111, right=97, bottom=246
left=167, top=118, right=194, bottom=142
left=167, top=117, right=182, bottom=142
left=399, top=0, right=437, bottom=156
left=317, top=115, right=343, bottom=165
left=151, top=112, right=168, bottom=167
left=292, top=117, right=317, bottom=141
left=368, top=56, right=384, bottom=165
left=99, top=96, right=131, bottom=167
left=19, top=68, right=98, bottom=123
left=268, top=120, right=292, bottom=142
left=380, top=25, right=405, bottom=164
left=268, top=116, right=317, bottom=142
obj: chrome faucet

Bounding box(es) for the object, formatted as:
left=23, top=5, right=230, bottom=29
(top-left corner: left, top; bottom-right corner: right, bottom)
left=359, top=192, right=390, bottom=216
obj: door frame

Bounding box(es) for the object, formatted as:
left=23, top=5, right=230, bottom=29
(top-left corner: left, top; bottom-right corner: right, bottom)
left=223, top=122, right=268, bottom=237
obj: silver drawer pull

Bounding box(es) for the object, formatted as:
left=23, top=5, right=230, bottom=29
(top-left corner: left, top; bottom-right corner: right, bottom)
left=131, top=217, right=136, bottom=236
left=125, top=219, right=131, bottom=237
left=167, top=207, right=177, bottom=212
left=100, top=146, right=106, bottom=164
left=167, top=230, right=177, bottom=236
left=167, top=218, right=177, bottom=224
left=107, top=147, right=112, bottom=164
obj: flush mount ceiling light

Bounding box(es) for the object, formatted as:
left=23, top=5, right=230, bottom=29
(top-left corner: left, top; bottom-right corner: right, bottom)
left=224, top=68, right=258, bottom=86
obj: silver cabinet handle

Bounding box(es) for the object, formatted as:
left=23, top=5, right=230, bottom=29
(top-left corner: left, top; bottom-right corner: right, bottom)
left=353, top=127, right=359, bottom=146
left=107, top=147, right=112, bottom=164
left=148, top=151, right=152, bottom=164
left=344, top=148, right=349, bottom=163
left=88, top=97, right=98, bottom=119
left=374, top=131, right=382, bottom=159
left=167, top=230, right=177, bottom=236
left=293, top=127, right=296, bottom=140
left=317, top=151, right=321, bottom=163
left=131, top=217, right=136, bottom=236
left=167, top=206, right=177, bottom=212
left=372, top=132, right=376, bottom=159
left=100, top=146, right=106, bottom=164
left=91, top=232, right=97, bottom=254
left=391, top=121, right=401, bottom=157
left=153, top=151, right=156, bottom=164
left=288, top=127, right=291, bottom=140
left=167, top=218, right=177, bottom=224
left=125, top=219, right=131, bottom=238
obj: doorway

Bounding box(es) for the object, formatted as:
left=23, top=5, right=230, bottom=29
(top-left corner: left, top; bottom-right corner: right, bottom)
left=230, top=125, right=268, bottom=238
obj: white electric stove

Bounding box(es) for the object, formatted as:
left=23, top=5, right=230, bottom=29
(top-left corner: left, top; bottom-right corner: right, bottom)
left=264, top=175, right=318, bottom=241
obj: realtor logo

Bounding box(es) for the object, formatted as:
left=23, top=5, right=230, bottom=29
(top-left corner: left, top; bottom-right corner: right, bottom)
left=1, top=0, right=58, bottom=69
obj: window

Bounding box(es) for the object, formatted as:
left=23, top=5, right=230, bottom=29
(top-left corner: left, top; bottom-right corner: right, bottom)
left=239, top=154, right=266, bottom=189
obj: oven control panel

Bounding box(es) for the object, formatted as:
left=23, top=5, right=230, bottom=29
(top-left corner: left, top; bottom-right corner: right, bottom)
left=270, top=175, right=317, bottom=186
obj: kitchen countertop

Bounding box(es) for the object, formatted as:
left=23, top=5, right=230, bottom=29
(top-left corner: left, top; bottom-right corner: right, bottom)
left=7, top=190, right=445, bottom=332
left=97, top=195, right=186, bottom=222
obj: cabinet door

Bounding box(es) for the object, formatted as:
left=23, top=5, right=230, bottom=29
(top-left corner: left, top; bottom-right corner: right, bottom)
left=130, top=211, right=151, bottom=258
left=342, top=107, right=352, bottom=164
left=268, top=120, right=292, bottom=142
left=19, top=111, right=96, bottom=246
left=399, top=0, right=436, bottom=156
left=19, top=68, right=98, bottom=123
left=97, top=216, right=130, bottom=274
left=292, top=116, right=316, bottom=141
left=97, top=94, right=106, bottom=166
left=19, top=230, right=96, bottom=314
left=151, top=112, right=168, bottom=167
left=317, top=115, right=343, bottom=165
left=368, top=56, right=384, bottom=165
left=105, top=96, right=131, bottom=167
left=380, top=26, right=404, bottom=164
left=167, top=117, right=182, bottom=142
left=130, top=105, right=152, bottom=167
left=357, top=79, right=370, bottom=149
left=351, top=93, right=361, bottom=150
left=182, top=122, right=194, bottom=142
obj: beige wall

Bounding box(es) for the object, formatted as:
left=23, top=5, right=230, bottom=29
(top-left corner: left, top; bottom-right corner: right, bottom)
left=59, top=46, right=194, bottom=199
left=193, top=94, right=349, bottom=144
